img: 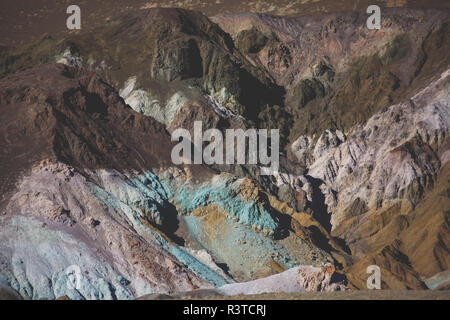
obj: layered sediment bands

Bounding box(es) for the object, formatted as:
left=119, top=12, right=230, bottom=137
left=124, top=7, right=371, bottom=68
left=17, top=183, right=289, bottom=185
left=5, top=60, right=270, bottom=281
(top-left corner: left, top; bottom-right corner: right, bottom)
left=213, top=9, right=450, bottom=144
left=0, top=4, right=449, bottom=297
left=0, top=8, right=283, bottom=121
left=298, top=69, right=449, bottom=229
left=287, top=69, right=450, bottom=288
left=217, top=263, right=347, bottom=296
left=0, top=161, right=220, bottom=299
left=0, top=63, right=176, bottom=194
left=0, top=64, right=238, bottom=297
left=0, top=63, right=336, bottom=298
left=2, top=8, right=448, bottom=152
left=156, top=168, right=335, bottom=282
left=0, top=64, right=226, bottom=298
left=171, top=175, right=280, bottom=233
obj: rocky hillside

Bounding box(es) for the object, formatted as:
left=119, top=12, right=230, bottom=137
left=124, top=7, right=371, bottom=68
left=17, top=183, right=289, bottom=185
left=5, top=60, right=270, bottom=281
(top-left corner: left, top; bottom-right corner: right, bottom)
left=0, top=3, right=449, bottom=299
left=0, top=63, right=339, bottom=298
left=1, top=1, right=449, bottom=46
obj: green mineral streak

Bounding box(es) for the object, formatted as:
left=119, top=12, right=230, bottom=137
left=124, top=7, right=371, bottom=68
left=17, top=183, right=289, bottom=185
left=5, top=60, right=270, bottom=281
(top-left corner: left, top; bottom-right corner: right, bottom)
left=173, top=177, right=279, bottom=232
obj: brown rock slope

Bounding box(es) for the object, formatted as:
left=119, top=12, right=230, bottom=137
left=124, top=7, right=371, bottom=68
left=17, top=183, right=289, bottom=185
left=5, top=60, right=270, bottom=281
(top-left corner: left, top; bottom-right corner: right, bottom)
left=1, top=1, right=449, bottom=47
left=0, top=63, right=228, bottom=299
left=0, top=3, right=448, bottom=295
left=345, top=162, right=450, bottom=289
left=0, top=63, right=340, bottom=298
left=212, top=8, right=450, bottom=144
left=0, top=63, right=175, bottom=199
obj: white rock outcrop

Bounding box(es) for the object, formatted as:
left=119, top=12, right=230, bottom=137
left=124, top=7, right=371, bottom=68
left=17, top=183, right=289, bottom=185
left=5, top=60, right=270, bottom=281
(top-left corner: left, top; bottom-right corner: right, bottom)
left=217, top=263, right=347, bottom=296
left=289, top=69, right=449, bottom=229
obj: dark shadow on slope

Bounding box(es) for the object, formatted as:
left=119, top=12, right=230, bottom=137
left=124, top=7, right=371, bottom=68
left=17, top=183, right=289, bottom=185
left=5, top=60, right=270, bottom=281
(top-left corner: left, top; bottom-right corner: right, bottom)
left=308, top=225, right=334, bottom=253
left=332, top=236, right=352, bottom=255
left=255, top=189, right=291, bottom=240
left=330, top=272, right=348, bottom=287
left=271, top=210, right=292, bottom=241
left=84, top=90, right=109, bottom=116
left=305, top=175, right=332, bottom=233
left=158, top=203, right=185, bottom=246
left=216, top=262, right=233, bottom=279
